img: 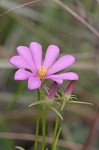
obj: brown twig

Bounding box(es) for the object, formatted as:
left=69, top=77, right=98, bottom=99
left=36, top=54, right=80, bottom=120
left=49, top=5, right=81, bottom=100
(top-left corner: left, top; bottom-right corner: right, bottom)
left=0, top=0, right=44, bottom=17
left=54, top=0, right=99, bottom=38
left=82, top=111, right=99, bottom=150
left=0, top=132, right=82, bottom=150
left=0, top=59, right=95, bottom=70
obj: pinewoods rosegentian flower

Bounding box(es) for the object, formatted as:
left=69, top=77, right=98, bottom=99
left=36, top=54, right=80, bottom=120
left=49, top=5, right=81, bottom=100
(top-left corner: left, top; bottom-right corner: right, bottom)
left=10, top=42, right=79, bottom=90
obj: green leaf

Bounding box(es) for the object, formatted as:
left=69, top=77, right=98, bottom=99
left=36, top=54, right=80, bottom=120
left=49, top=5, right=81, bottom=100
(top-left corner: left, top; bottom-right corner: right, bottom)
left=53, top=101, right=60, bottom=105
left=15, top=146, right=25, bottom=150
left=69, top=101, right=93, bottom=105
left=28, top=100, right=45, bottom=107
left=50, top=106, right=63, bottom=120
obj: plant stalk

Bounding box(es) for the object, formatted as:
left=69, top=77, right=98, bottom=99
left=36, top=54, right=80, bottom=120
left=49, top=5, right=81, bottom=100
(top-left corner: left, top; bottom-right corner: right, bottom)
left=34, top=89, right=40, bottom=150
left=42, top=106, right=46, bottom=150
left=52, top=106, right=61, bottom=150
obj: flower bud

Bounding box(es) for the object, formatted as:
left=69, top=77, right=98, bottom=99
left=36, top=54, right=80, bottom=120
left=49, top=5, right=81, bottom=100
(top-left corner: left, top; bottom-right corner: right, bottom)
left=65, top=81, right=75, bottom=97
left=47, top=82, right=58, bottom=100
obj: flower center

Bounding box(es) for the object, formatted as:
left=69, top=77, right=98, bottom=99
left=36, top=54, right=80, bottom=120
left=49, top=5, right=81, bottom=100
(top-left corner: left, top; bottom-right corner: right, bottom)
left=38, top=66, right=47, bottom=79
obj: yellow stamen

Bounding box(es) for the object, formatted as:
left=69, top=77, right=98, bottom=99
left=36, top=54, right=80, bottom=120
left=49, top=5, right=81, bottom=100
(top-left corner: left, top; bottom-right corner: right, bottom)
left=38, top=66, right=47, bottom=79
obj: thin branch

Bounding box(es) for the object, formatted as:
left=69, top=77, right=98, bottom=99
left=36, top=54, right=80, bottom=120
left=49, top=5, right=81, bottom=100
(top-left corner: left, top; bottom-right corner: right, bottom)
left=82, top=111, right=99, bottom=150
left=0, top=132, right=98, bottom=150
left=0, top=0, right=44, bottom=17
left=0, top=132, right=82, bottom=150
left=0, top=59, right=96, bottom=70
left=75, top=0, right=88, bottom=20
left=96, top=0, right=99, bottom=4
left=54, top=0, right=99, bottom=38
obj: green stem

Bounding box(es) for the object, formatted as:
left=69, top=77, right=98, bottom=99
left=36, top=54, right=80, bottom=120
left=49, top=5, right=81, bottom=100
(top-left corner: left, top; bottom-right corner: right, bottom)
left=42, top=106, right=46, bottom=150
left=52, top=106, right=61, bottom=150
left=34, top=89, right=40, bottom=150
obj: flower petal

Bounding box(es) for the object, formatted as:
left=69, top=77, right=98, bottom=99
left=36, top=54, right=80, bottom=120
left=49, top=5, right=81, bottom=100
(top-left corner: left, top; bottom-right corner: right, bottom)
left=10, top=56, right=28, bottom=69
left=14, top=69, right=33, bottom=80
left=46, top=76, right=63, bottom=84
left=28, top=77, right=41, bottom=90
left=47, top=55, right=75, bottom=75
left=30, top=42, right=42, bottom=68
left=43, top=45, right=60, bottom=69
left=17, top=46, right=37, bottom=74
left=47, top=72, right=79, bottom=81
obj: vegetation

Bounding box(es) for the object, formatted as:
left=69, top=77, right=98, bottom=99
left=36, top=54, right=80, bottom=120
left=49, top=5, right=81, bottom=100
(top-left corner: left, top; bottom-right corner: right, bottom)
left=0, top=0, right=99, bottom=150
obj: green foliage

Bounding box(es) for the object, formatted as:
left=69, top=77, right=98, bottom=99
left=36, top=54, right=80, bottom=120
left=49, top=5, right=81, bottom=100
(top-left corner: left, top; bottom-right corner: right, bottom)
left=0, top=116, right=14, bottom=150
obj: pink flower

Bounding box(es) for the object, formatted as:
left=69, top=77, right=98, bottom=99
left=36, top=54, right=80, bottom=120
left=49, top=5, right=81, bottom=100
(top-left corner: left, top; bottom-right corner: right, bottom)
left=10, top=42, right=79, bottom=90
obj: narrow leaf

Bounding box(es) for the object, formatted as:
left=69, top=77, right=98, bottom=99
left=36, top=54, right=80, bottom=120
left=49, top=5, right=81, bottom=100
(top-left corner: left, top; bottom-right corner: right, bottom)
left=54, top=101, right=60, bottom=105
left=69, top=101, right=93, bottom=105
left=15, top=146, right=25, bottom=150
left=28, top=100, right=45, bottom=107
left=50, top=106, right=63, bottom=120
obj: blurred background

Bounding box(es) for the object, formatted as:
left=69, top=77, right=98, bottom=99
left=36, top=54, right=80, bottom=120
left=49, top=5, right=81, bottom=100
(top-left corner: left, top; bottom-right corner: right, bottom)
left=0, top=0, right=99, bottom=150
